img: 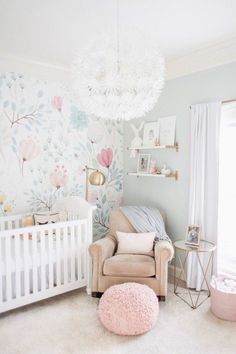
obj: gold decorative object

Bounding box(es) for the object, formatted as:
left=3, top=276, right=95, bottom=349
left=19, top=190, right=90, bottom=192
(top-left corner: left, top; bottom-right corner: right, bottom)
left=84, top=165, right=106, bottom=201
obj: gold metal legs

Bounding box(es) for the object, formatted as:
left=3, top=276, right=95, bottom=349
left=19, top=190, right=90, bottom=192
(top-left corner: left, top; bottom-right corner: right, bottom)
left=174, top=250, right=214, bottom=309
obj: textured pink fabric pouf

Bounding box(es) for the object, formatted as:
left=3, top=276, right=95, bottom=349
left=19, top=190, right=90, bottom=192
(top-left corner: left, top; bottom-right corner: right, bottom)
left=98, top=283, right=159, bottom=335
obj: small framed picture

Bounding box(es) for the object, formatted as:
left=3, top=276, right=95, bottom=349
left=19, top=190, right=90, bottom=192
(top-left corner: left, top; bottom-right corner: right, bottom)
left=185, top=225, right=201, bottom=247
left=143, top=122, right=160, bottom=147
left=137, top=154, right=151, bottom=174
left=159, top=116, right=176, bottom=146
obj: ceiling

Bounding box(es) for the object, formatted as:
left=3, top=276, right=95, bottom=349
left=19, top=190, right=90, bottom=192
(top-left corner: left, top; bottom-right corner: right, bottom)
left=0, top=0, right=236, bottom=71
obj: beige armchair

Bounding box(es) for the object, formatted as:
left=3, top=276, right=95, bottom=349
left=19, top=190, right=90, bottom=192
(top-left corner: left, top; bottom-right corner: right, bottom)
left=89, top=209, right=174, bottom=300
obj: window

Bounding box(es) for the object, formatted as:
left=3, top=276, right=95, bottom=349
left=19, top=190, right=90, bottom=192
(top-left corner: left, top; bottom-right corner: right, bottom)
left=218, top=102, right=236, bottom=276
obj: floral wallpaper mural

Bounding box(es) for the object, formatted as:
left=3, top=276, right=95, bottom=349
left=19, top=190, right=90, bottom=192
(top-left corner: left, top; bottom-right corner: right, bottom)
left=0, top=72, right=123, bottom=239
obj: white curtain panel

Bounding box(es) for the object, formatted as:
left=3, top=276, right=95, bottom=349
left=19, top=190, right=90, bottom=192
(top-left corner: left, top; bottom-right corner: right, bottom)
left=187, top=102, right=221, bottom=290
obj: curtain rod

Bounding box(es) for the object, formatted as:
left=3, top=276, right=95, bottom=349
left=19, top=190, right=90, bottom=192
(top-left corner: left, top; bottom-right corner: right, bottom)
left=189, top=99, right=236, bottom=109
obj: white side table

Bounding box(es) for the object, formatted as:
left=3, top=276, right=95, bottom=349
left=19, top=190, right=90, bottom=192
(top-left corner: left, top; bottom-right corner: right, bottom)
left=174, top=239, right=216, bottom=309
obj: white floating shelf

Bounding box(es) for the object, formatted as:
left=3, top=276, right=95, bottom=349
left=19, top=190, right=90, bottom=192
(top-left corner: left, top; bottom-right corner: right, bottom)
left=127, top=171, right=178, bottom=180
left=128, top=143, right=179, bottom=152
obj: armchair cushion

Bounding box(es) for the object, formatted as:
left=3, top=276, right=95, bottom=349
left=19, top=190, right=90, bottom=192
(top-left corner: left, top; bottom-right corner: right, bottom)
left=103, top=254, right=155, bottom=277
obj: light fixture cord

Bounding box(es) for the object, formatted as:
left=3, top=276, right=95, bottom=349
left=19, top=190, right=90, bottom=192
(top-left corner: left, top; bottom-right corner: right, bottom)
left=116, top=0, right=120, bottom=75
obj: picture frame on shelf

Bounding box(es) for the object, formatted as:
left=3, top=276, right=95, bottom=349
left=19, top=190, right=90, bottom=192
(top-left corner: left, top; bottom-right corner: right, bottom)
left=159, top=116, right=176, bottom=146
left=185, top=225, right=201, bottom=247
left=142, top=121, right=160, bottom=147
left=137, top=154, right=151, bottom=174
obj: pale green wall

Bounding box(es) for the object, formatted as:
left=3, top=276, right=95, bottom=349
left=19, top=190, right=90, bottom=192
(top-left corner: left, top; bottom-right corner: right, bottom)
left=123, top=61, right=236, bottom=242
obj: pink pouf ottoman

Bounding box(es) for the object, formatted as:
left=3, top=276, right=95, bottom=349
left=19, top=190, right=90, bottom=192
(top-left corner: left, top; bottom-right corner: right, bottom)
left=98, top=283, right=159, bottom=335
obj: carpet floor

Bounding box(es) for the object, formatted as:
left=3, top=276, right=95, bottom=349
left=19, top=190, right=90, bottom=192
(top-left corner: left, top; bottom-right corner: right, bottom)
left=0, top=285, right=236, bottom=354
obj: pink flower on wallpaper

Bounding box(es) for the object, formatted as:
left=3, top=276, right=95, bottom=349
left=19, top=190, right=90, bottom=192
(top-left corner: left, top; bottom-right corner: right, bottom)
left=97, top=148, right=113, bottom=168
left=52, top=96, right=63, bottom=112
left=50, top=165, right=68, bottom=189
left=19, top=139, right=40, bottom=161
left=88, top=190, right=98, bottom=205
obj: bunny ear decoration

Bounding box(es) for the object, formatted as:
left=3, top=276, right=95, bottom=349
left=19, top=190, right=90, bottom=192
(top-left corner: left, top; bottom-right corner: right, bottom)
left=130, top=124, right=138, bottom=135
left=138, top=121, right=145, bottom=132
left=131, top=121, right=145, bottom=135
left=130, top=149, right=137, bottom=158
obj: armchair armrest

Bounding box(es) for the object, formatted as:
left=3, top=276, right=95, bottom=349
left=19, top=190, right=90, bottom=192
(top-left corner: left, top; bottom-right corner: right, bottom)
left=154, top=240, right=174, bottom=296
left=154, top=240, right=174, bottom=263
left=89, top=237, right=116, bottom=292
left=89, top=237, right=116, bottom=263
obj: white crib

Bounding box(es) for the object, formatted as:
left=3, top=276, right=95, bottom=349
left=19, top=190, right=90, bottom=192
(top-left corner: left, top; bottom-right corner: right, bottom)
left=0, top=197, right=96, bottom=313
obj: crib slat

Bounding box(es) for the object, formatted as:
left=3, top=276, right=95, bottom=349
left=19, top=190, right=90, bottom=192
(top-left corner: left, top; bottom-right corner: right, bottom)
left=77, top=224, right=82, bottom=281
left=82, top=222, right=87, bottom=280
left=63, top=227, right=68, bottom=285
left=15, top=233, right=21, bottom=299
left=32, top=231, right=38, bottom=294
left=24, top=232, right=30, bottom=296
left=40, top=230, right=46, bottom=292
left=70, top=225, right=75, bottom=282
left=14, top=220, right=20, bottom=229
left=0, top=237, right=2, bottom=304
left=56, top=228, right=61, bottom=287
left=82, top=222, right=87, bottom=279
left=48, top=229, right=53, bottom=289
left=5, top=236, right=12, bottom=302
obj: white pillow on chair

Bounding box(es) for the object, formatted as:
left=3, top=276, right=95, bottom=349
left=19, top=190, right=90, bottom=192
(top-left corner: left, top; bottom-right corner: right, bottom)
left=116, top=231, right=155, bottom=256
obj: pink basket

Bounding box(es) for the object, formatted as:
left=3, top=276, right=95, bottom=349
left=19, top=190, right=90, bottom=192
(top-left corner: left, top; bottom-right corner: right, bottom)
left=210, top=276, right=236, bottom=321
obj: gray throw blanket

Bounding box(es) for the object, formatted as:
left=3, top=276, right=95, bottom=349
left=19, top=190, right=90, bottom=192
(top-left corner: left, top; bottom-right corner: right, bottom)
left=120, top=206, right=171, bottom=243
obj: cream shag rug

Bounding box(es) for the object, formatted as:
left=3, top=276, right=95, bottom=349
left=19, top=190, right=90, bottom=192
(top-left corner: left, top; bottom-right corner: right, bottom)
left=0, top=285, right=236, bottom=354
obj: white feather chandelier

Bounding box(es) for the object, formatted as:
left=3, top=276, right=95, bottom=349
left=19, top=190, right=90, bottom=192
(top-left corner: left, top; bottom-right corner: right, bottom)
left=72, top=3, right=165, bottom=121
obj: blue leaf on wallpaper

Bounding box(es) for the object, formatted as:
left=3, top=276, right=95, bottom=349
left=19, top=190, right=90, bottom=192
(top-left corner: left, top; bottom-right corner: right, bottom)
left=70, top=106, right=88, bottom=130
left=25, top=125, right=32, bottom=131
left=78, top=143, right=85, bottom=150
left=38, top=104, right=45, bottom=110
left=12, top=136, right=16, bottom=145
left=86, top=142, right=92, bottom=153
left=11, top=145, right=16, bottom=153
left=3, top=100, right=9, bottom=108
left=102, top=195, right=106, bottom=204
left=19, top=107, right=25, bottom=114
left=37, top=90, right=43, bottom=98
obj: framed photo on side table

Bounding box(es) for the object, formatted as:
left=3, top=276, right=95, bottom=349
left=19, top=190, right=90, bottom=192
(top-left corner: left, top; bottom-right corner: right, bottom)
left=137, top=154, right=151, bottom=174
left=185, top=225, right=201, bottom=247
left=143, top=122, right=160, bottom=147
